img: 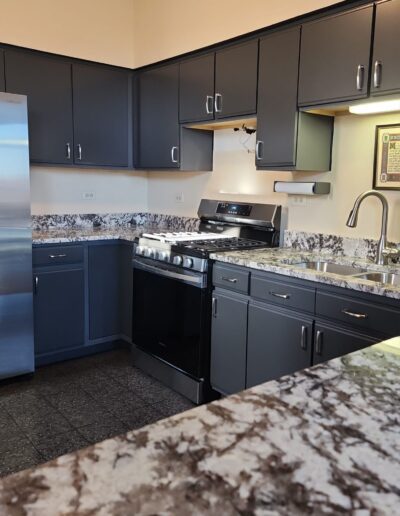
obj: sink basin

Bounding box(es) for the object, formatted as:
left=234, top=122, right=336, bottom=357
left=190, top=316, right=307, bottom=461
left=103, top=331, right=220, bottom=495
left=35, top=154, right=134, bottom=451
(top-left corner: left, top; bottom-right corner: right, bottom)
left=294, top=261, right=368, bottom=276
left=353, top=272, right=400, bottom=286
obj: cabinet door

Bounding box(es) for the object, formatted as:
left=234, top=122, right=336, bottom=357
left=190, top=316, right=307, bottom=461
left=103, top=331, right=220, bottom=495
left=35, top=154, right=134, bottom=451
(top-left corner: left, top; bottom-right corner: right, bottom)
left=72, top=63, right=130, bottom=167
left=313, top=322, right=378, bottom=365
left=34, top=269, right=84, bottom=355
left=298, top=6, right=373, bottom=106
left=0, top=51, right=5, bottom=91
left=247, top=303, right=313, bottom=388
left=88, top=244, right=121, bottom=340
left=215, top=40, right=258, bottom=119
left=180, top=54, right=215, bottom=123
left=137, top=63, right=180, bottom=168
left=371, top=0, right=400, bottom=96
left=256, top=28, right=300, bottom=168
left=210, top=291, right=248, bottom=395
left=5, top=50, right=73, bottom=164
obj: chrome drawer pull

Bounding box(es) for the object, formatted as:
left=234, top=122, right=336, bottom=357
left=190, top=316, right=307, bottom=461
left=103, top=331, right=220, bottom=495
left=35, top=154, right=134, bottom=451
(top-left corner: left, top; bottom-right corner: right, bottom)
left=342, top=309, right=368, bottom=319
left=214, top=93, right=222, bottom=113
left=49, top=254, right=67, bottom=259
left=221, top=277, right=238, bottom=283
left=212, top=297, right=217, bottom=317
left=269, top=291, right=290, bottom=300
left=66, top=142, right=71, bottom=159
left=206, top=95, right=214, bottom=114
left=356, top=64, right=365, bottom=91
left=373, top=60, right=382, bottom=89
left=255, top=140, right=263, bottom=161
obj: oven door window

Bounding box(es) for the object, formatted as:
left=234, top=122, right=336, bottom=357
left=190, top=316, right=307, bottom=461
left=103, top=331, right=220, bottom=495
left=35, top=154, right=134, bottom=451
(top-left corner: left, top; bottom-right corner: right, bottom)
left=132, top=265, right=208, bottom=379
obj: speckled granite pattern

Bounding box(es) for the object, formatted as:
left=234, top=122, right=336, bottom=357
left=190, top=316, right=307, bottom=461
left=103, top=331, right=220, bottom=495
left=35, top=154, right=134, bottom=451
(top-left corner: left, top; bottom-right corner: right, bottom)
left=31, top=212, right=200, bottom=231
left=33, top=225, right=156, bottom=244
left=284, top=229, right=400, bottom=261
left=1, top=338, right=399, bottom=515
left=211, top=247, right=400, bottom=299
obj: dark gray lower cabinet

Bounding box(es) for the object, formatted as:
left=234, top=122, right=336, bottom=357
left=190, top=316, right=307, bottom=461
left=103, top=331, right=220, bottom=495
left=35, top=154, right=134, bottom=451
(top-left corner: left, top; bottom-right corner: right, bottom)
left=88, top=244, right=121, bottom=340
left=34, top=268, right=85, bottom=356
left=210, top=290, right=248, bottom=395
left=0, top=51, right=5, bottom=91
left=313, top=322, right=378, bottom=365
left=246, top=302, right=313, bottom=388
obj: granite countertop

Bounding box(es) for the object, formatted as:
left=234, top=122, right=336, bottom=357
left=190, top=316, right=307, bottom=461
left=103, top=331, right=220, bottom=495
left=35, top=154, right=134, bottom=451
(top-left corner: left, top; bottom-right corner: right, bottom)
left=32, top=224, right=173, bottom=244
left=0, top=337, right=399, bottom=515
left=211, top=247, right=400, bottom=300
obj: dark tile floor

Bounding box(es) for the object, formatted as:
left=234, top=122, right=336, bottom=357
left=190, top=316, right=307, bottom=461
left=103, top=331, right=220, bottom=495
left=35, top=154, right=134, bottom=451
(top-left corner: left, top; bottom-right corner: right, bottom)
left=0, top=349, right=194, bottom=477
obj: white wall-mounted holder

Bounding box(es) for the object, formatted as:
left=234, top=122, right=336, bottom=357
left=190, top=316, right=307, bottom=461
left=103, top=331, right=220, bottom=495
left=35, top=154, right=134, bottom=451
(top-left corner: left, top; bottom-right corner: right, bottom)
left=273, top=181, right=331, bottom=195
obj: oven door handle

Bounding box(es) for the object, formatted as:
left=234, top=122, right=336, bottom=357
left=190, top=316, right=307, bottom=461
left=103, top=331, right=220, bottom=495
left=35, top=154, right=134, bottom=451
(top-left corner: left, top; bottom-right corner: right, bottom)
left=133, top=259, right=206, bottom=288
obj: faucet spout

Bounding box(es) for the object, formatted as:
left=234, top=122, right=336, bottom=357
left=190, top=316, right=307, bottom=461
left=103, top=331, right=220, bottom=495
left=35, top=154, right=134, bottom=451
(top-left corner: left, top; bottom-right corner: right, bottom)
left=346, top=190, right=390, bottom=265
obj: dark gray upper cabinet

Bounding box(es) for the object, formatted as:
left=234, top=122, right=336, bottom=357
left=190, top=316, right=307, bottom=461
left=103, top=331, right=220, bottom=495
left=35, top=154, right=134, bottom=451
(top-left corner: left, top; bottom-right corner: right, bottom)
left=371, top=0, right=400, bottom=96
left=256, top=27, right=333, bottom=171
left=137, top=63, right=180, bottom=168
left=313, top=322, right=378, bottom=365
left=210, top=290, right=248, bottom=395
left=5, top=50, right=73, bottom=164
left=246, top=302, right=313, bottom=388
left=298, top=5, right=374, bottom=106
left=179, top=54, right=215, bottom=123
left=0, top=51, right=5, bottom=91
left=72, top=63, right=130, bottom=167
left=34, top=268, right=85, bottom=356
left=88, top=244, right=121, bottom=340
left=215, top=40, right=258, bottom=119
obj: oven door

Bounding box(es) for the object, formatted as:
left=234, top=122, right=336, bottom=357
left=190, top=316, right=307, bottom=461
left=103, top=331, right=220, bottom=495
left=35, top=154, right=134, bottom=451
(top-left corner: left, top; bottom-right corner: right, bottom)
left=132, top=258, right=210, bottom=379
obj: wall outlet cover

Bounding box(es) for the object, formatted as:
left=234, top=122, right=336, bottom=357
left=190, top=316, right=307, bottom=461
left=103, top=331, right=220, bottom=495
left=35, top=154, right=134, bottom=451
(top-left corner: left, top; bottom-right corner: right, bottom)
left=289, top=196, right=307, bottom=206
left=175, top=192, right=184, bottom=203
left=82, top=192, right=96, bottom=200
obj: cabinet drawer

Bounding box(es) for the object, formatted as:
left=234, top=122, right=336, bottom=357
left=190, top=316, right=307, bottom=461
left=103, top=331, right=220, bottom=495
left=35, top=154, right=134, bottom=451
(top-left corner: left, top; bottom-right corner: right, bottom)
left=213, top=264, right=249, bottom=294
left=316, top=291, right=400, bottom=336
left=33, top=245, right=84, bottom=267
left=250, top=275, right=315, bottom=312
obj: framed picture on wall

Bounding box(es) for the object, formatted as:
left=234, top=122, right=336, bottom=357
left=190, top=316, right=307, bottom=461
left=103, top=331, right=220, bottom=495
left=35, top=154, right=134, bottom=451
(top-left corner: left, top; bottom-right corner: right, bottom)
left=373, top=124, right=400, bottom=190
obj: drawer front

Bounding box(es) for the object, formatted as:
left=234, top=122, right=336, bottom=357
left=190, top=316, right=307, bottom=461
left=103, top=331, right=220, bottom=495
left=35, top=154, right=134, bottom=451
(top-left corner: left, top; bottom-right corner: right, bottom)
left=213, top=264, right=249, bottom=294
left=33, top=245, right=84, bottom=267
left=316, top=291, right=400, bottom=336
left=250, top=275, right=315, bottom=312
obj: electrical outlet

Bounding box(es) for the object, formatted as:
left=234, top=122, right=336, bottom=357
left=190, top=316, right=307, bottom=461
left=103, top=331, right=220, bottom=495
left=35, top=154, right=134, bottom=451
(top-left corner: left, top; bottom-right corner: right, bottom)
left=175, top=192, right=184, bottom=203
left=290, top=196, right=307, bottom=206
left=82, top=192, right=96, bottom=200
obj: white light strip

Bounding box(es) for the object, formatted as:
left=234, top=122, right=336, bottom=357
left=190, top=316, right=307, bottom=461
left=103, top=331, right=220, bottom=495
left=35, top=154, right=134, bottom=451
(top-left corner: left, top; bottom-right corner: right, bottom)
left=349, top=99, right=400, bottom=115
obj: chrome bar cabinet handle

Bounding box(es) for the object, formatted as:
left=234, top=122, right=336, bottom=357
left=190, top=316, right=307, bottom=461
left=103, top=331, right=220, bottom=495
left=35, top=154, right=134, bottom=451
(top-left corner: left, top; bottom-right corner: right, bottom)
left=255, top=140, right=263, bottom=161
left=269, top=291, right=290, bottom=300
left=301, top=325, right=307, bottom=350
left=214, top=93, right=222, bottom=113
left=66, top=142, right=71, bottom=159
left=49, top=254, right=67, bottom=259
left=34, top=275, right=39, bottom=294
left=373, top=60, right=382, bottom=89
left=315, top=330, right=323, bottom=355
left=356, top=64, right=365, bottom=91
left=212, top=297, right=218, bottom=318
left=77, top=144, right=82, bottom=160
left=171, top=146, right=179, bottom=164
left=206, top=95, right=214, bottom=115
left=342, top=309, right=368, bottom=320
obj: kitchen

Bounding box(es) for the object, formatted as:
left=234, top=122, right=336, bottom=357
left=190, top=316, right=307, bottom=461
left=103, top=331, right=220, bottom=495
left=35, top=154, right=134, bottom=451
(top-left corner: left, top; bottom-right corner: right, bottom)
left=0, top=0, right=400, bottom=513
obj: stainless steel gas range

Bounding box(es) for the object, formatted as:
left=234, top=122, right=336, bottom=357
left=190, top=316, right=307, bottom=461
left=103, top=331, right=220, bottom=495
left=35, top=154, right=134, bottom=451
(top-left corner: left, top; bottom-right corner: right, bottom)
left=131, top=199, right=281, bottom=403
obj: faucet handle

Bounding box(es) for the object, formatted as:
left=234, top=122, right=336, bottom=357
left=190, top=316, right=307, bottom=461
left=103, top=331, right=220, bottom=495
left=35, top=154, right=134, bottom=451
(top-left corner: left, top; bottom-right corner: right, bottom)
left=382, top=246, right=400, bottom=264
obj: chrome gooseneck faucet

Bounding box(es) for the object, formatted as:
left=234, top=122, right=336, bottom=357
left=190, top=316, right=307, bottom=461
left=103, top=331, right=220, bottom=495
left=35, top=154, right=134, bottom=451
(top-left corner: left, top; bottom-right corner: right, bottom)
left=346, top=190, right=398, bottom=265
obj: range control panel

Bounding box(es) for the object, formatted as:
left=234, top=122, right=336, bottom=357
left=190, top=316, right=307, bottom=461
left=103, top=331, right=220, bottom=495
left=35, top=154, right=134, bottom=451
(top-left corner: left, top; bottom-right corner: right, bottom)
left=216, top=202, right=252, bottom=217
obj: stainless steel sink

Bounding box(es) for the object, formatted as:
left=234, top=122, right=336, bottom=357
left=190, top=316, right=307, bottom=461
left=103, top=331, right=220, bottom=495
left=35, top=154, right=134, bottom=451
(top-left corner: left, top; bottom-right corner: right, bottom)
left=294, top=261, right=368, bottom=276
left=353, top=272, right=400, bottom=286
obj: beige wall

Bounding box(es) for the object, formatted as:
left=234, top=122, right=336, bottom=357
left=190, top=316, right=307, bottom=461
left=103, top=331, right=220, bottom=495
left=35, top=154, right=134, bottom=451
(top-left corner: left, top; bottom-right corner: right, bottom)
left=147, top=114, right=400, bottom=242
left=132, top=0, right=338, bottom=67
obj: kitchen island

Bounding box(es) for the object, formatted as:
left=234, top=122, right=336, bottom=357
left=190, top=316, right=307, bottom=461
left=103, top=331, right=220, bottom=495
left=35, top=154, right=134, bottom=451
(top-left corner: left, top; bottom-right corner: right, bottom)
left=1, top=338, right=399, bottom=515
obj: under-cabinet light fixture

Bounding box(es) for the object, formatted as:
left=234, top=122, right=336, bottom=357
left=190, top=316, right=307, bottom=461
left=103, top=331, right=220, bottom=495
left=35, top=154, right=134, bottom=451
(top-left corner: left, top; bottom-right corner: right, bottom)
left=349, top=98, right=400, bottom=115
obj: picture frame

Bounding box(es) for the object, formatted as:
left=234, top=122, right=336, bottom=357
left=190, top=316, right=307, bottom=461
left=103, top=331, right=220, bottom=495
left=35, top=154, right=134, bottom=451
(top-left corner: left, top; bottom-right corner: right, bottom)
left=373, top=124, right=400, bottom=191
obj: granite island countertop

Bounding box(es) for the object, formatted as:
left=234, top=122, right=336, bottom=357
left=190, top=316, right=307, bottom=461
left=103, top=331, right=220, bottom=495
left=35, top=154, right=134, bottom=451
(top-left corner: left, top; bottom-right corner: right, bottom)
left=1, top=337, right=399, bottom=515
left=211, top=247, right=400, bottom=300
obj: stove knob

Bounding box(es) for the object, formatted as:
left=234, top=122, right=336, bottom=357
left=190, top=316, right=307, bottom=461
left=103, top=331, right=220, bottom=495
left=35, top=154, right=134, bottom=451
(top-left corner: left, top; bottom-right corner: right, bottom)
left=173, top=255, right=183, bottom=266
left=183, top=257, right=193, bottom=269
left=144, top=247, right=155, bottom=258
left=135, top=246, right=144, bottom=256
left=159, top=251, right=170, bottom=262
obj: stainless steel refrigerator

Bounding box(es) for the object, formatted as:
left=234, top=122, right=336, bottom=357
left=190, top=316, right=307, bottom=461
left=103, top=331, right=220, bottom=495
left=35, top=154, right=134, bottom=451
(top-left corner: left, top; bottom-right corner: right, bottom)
left=0, top=92, right=34, bottom=380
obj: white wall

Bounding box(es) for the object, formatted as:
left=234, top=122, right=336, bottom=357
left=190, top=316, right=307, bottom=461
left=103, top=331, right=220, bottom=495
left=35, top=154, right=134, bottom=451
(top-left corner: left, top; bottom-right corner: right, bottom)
left=147, top=114, right=400, bottom=242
